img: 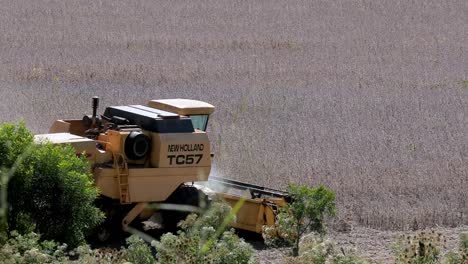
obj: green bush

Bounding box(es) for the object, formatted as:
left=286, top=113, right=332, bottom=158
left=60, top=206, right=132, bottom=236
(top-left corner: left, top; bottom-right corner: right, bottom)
left=0, top=231, right=68, bottom=263
left=0, top=231, right=128, bottom=263
left=263, top=184, right=336, bottom=256
left=392, top=231, right=468, bottom=264
left=0, top=122, right=33, bottom=242
left=392, top=230, right=444, bottom=264
left=281, top=233, right=367, bottom=264
left=126, top=235, right=155, bottom=264
left=461, top=232, right=468, bottom=254
left=0, top=122, right=104, bottom=247
left=102, top=201, right=255, bottom=264
left=0, top=122, right=33, bottom=167
left=445, top=252, right=462, bottom=264
left=153, top=201, right=255, bottom=264
left=445, top=232, right=467, bottom=264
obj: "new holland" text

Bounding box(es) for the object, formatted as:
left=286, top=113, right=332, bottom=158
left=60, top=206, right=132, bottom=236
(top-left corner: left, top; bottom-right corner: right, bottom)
left=167, top=144, right=204, bottom=152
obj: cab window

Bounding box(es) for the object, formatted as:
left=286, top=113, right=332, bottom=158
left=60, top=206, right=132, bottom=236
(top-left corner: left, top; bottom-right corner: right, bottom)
left=190, top=115, right=209, bottom=131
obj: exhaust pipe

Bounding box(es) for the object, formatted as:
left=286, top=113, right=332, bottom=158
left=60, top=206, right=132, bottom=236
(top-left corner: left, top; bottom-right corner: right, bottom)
left=92, top=96, right=100, bottom=127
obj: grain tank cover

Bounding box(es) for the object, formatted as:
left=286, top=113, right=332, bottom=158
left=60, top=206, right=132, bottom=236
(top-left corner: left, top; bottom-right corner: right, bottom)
left=103, top=105, right=194, bottom=133
left=148, top=99, right=215, bottom=115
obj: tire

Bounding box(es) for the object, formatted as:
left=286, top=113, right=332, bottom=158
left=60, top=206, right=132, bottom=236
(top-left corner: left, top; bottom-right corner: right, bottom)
left=163, top=186, right=209, bottom=231
left=89, top=197, right=125, bottom=244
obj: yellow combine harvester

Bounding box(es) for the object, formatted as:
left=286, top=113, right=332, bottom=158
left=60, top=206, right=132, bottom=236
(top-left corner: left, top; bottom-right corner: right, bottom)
left=34, top=97, right=288, bottom=240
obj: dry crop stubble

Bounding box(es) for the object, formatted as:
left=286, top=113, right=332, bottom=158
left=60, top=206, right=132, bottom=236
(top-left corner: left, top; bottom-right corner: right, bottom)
left=0, top=0, right=467, bottom=230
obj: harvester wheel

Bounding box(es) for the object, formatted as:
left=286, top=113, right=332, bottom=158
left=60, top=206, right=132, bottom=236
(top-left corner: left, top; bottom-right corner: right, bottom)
left=96, top=225, right=111, bottom=242
left=90, top=197, right=125, bottom=244
left=163, top=186, right=209, bottom=231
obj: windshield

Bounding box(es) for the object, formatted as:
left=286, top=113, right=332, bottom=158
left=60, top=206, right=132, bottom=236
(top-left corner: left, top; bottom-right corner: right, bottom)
left=190, top=115, right=209, bottom=131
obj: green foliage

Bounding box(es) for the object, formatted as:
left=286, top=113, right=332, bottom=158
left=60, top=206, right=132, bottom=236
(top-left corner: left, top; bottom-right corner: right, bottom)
left=0, top=122, right=33, bottom=168
left=392, top=230, right=445, bottom=264
left=263, top=184, right=336, bottom=256
left=445, top=232, right=467, bottom=264
left=75, top=246, right=128, bottom=264
left=0, top=122, right=33, bottom=242
left=126, top=235, right=155, bottom=264
left=287, top=184, right=336, bottom=234
left=460, top=232, right=468, bottom=253
left=393, top=231, right=468, bottom=264
left=263, top=210, right=299, bottom=248
left=295, top=233, right=335, bottom=264
left=445, top=251, right=462, bottom=264
left=117, top=202, right=255, bottom=264
left=0, top=231, right=69, bottom=263
left=0, top=231, right=128, bottom=263
left=281, top=233, right=367, bottom=264
left=154, top=201, right=255, bottom=264
left=0, top=122, right=104, bottom=248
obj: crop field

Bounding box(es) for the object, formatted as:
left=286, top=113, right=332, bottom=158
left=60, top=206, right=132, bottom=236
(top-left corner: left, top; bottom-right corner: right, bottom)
left=0, top=0, right=467, bottom=235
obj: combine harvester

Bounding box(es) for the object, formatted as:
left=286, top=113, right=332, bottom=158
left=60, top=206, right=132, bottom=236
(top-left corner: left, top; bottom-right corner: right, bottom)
left=35, top=97, right=289, bottom=240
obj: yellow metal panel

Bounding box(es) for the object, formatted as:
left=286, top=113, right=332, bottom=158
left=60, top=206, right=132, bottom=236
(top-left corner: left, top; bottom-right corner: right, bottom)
left=256, top=204, right=266, bottom=233
left=150, top=132, right=211, bottom=168
left=122, top=202, right=149, bottom=230
left=49, top=120, right=70, bottom=133
left=34, top=133, right=111, bottom=165
left=105, top=130, right=147, bottom=165
left=218, top=193, right=264, bottom=233
left=106, top=130, right=123, bottom=153
left=94, top=167, right=211, bottom=202
left=148, top=99, right=215, bottom=115
left=48, top=119, right=87, bottom=136
left=216, top=193, right=288, bottom=234
left=265, top=206, right=276, bottom=227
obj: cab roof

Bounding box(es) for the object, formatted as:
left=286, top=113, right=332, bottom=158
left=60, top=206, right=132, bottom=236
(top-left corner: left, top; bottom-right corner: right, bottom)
left=148, top=99, right=215, bottom=115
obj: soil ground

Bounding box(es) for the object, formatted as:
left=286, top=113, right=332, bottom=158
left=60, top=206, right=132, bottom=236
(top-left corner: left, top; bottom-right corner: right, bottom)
left=254, top=226, right=468, bottom=263
left=93, top=220, right=467, bottom=263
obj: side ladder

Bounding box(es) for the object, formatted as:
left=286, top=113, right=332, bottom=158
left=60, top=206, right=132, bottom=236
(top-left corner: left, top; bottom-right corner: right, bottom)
left=113, top=153, right=131, bottom=204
